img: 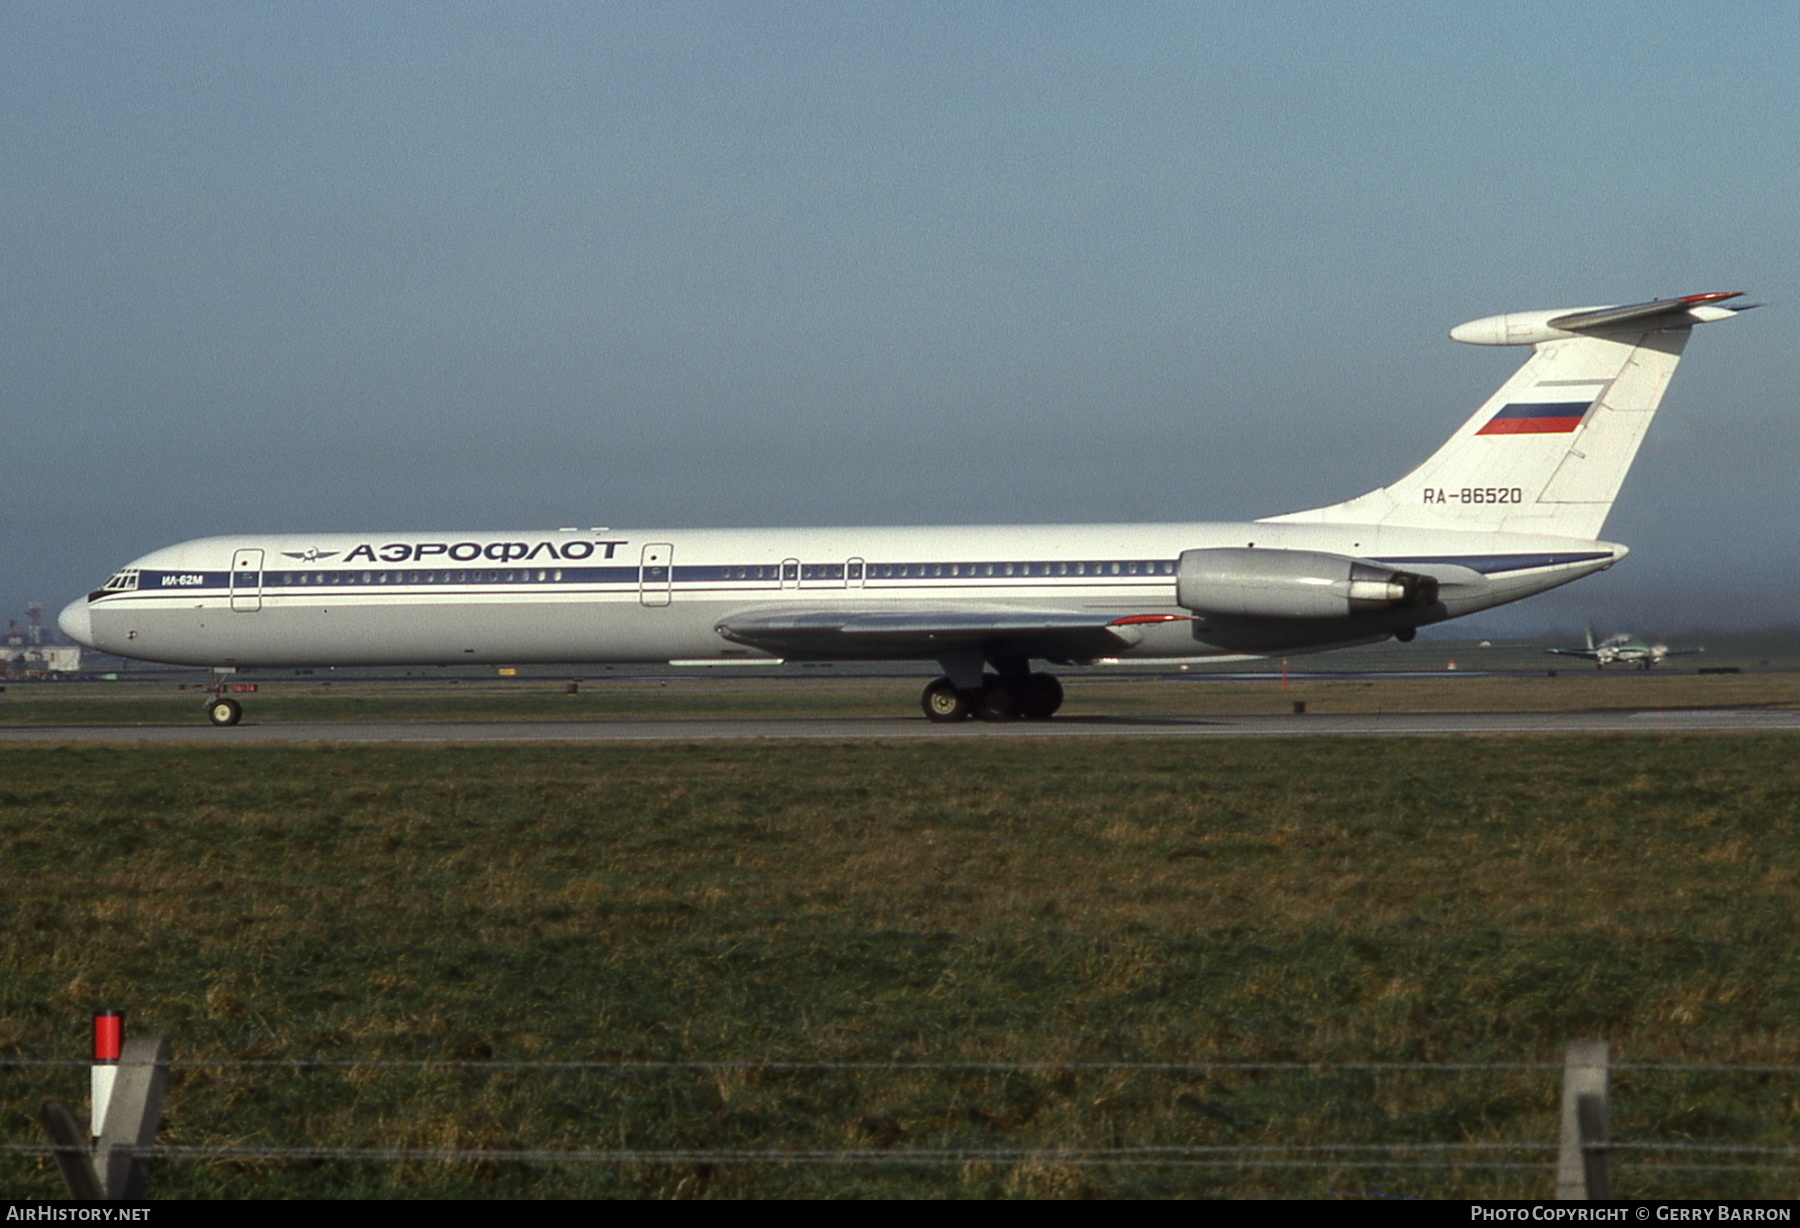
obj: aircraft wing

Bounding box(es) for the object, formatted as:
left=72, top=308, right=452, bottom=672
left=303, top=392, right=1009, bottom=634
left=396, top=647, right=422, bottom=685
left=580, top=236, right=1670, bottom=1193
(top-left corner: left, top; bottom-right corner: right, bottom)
left=1545, top=648, right=1601, bottom=659
left=715, top=605, right=1189, bottom=661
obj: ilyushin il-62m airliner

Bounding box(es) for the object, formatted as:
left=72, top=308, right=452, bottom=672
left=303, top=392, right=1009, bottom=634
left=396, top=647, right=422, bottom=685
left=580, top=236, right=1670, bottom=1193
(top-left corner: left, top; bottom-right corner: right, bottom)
left=60, top=292, right=1753, bottom=726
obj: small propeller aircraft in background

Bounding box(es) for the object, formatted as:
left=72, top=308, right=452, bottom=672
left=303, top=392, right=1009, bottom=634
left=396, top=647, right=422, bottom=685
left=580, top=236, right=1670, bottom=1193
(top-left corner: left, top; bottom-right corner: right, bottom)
left=1547, top=628, right=1703, bottom=669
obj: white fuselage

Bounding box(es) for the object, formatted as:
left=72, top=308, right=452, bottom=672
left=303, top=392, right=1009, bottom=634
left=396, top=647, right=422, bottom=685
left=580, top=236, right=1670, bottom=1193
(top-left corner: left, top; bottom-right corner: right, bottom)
left=60, top=520, right=1620, bottom=669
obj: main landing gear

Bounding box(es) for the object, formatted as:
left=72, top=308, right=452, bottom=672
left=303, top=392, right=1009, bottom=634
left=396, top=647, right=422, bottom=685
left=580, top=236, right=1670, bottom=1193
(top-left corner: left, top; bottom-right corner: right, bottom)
left=921, top=672, right=1064, bottom=723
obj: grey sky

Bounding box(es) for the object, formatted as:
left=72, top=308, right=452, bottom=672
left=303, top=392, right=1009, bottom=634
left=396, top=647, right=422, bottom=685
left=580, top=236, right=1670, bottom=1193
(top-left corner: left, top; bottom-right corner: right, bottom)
left=5, top=2, right=1796, bottom=635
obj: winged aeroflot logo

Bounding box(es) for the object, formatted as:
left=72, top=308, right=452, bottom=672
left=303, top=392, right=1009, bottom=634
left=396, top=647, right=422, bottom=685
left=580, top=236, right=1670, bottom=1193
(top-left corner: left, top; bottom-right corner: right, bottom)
left=281, top=549, right=340, bottom=562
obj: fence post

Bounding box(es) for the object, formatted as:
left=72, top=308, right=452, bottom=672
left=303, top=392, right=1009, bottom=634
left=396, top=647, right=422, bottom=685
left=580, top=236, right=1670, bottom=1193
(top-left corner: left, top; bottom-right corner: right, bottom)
left=1556, top=1040, right=1611, bottom=1199
left=94, top=1035, right=171, bottom=1199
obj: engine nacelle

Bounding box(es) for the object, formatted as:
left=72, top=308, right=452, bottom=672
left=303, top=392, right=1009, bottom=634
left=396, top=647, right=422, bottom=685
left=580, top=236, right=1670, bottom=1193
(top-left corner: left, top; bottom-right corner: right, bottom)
left=1176, top=547, right=1439, bottom=620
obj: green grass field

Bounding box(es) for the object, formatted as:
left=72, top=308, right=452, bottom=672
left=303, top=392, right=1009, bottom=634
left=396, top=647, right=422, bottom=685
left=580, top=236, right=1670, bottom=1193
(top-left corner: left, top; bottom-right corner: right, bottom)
left=4, top=736, right=1800, bottom=1197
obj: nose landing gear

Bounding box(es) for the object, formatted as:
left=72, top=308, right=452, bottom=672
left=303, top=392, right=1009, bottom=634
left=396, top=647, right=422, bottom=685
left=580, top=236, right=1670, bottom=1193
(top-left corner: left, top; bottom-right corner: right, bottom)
left=204, top=667, right=246, bottom=726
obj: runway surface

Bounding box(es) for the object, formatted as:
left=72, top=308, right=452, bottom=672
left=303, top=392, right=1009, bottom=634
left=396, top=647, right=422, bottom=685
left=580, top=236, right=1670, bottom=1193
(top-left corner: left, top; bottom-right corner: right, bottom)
left=6, top=708, right=1800, bottom=743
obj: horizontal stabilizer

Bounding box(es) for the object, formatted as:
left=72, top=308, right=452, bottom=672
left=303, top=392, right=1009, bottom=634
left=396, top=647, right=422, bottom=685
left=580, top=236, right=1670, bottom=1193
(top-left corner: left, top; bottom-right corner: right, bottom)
left=1450, top=291, right=1749, bottom=347
left=1549, top=292, right=1747, bottom=333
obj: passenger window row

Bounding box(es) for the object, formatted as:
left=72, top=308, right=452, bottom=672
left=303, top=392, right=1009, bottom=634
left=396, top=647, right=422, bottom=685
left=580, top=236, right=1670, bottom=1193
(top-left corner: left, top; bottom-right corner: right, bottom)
left=280, top=569, right=565, bottom=586
left=705, top=560, right=1173, bottom=581
left=261, top=560, right=1177, bottom=587
left=869, top=560, right=1174, bottom=578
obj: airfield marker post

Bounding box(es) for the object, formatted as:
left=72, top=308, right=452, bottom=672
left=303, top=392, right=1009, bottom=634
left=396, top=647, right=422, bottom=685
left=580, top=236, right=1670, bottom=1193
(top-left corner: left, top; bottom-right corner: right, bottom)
left=36, top=1022, right=169, bottom=1198
left=91, top=1009, right=122, bottom=1139
left=1556, top=1040, right=1611, bottom=1199
left=93, top=1034, right=171, bottom=1198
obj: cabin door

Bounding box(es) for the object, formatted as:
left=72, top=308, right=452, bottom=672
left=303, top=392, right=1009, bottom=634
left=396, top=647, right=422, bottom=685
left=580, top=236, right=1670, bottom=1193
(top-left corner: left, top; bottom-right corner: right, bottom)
left=230, top=549, right=264, bottom=612
left=639, top=543, right=674, bottom=607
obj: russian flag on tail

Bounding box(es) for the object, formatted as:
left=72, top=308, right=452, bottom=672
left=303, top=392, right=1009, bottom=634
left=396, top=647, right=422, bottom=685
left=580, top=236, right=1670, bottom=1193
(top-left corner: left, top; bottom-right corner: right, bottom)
left=1476, top=401, right=1592, bottom=436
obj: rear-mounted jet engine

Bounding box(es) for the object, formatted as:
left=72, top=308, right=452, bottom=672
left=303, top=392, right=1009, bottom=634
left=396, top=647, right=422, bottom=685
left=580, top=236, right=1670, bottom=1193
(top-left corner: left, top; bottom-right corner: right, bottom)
left=1175, top=547, right=1439, bottom=620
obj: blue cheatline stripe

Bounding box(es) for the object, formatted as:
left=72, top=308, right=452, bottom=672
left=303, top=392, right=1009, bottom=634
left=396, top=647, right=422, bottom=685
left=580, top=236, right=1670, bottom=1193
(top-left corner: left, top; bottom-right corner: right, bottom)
left=140, top=572, right=232, bottom=591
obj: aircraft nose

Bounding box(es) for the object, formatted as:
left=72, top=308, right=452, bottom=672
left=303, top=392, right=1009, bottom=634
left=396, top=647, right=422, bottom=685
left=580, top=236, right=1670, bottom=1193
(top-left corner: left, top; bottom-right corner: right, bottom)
left=58, top=598, right=94, bottom=647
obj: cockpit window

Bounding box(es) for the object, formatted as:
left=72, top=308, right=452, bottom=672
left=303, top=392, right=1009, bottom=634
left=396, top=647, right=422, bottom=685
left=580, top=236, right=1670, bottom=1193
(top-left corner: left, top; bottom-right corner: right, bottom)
left=102, top=569, right=140, bottom=592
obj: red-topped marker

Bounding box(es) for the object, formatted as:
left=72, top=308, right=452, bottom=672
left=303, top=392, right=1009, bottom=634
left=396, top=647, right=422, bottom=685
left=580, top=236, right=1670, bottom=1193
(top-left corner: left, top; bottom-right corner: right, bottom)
left=93, top=1010, right=122, bottom=1062
left=92, top=1010, right=122, bottom=1139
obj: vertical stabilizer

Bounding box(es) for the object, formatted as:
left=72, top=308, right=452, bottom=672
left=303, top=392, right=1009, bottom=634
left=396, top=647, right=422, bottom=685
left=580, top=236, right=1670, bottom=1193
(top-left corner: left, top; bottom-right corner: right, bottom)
left=1264, top=293, right=1747, bottom=540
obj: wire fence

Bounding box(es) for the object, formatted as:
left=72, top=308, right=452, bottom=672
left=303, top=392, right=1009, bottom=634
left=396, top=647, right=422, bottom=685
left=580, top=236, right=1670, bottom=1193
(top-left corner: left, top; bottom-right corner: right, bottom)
left=10, top=1051, right=1800, bottom=1195
left=11, top=1057, right=1800, bottom=1071
left=16, top=1056, right=1800, bottom=1071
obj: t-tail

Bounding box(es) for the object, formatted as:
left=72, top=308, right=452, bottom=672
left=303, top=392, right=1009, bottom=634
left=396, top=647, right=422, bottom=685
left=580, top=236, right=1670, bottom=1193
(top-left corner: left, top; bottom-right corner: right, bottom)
left=1265, top=292, right=1754, bottom=540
